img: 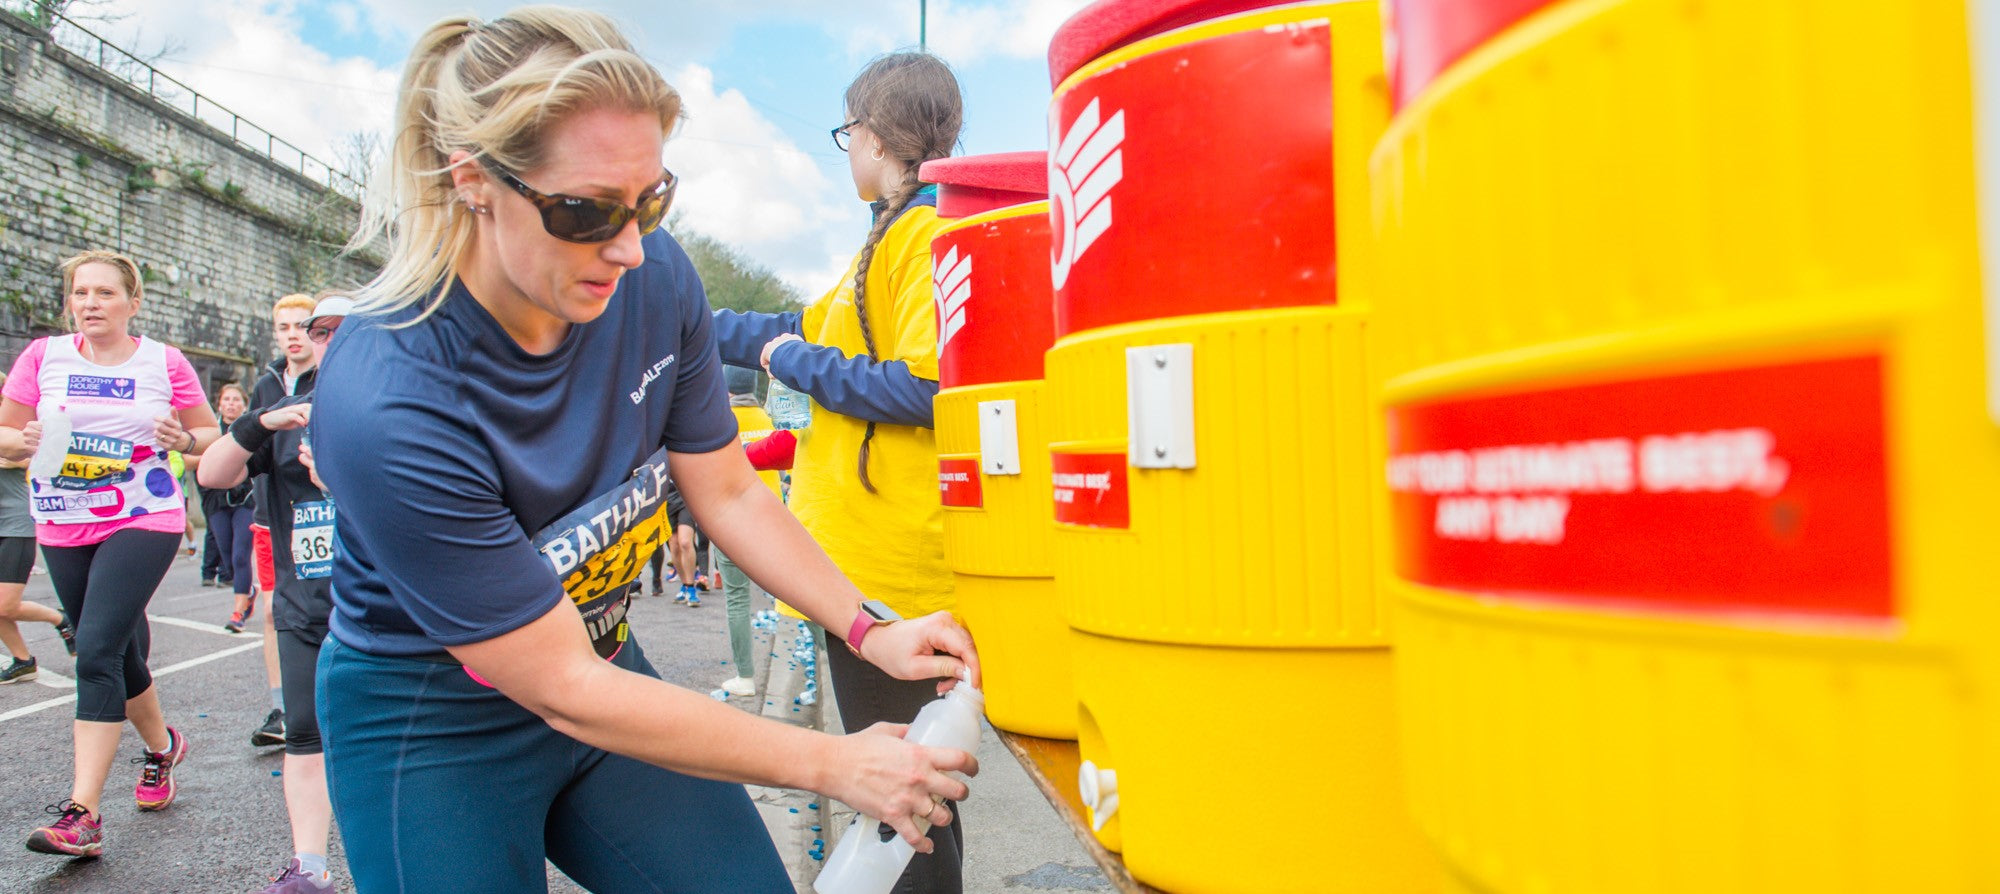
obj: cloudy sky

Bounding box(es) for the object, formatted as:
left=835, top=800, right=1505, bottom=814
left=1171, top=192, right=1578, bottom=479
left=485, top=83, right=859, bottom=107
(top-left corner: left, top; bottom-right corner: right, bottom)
left=49, top=0, right=1092, bottom=297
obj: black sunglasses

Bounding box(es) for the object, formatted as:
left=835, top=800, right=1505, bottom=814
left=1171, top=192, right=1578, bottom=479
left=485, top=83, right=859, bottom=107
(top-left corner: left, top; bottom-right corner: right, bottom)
left=831, top=119, right=861, bottom=152
left=307, top=322, right=341, bottom=345
left=481, top=160, right=676, bottom=244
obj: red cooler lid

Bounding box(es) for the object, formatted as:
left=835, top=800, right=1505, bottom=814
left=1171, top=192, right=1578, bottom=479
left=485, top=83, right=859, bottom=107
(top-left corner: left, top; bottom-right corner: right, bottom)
left=1387, top=0, right=1559, bottom=108
left=921, top=152, right=1051, bottom=219
left=1047, top=0, right=1290, bottom=87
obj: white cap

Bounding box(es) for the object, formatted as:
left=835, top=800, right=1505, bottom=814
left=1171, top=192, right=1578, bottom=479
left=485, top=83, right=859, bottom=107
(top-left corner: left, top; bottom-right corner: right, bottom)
left=308, top=295, right=355, bottom=329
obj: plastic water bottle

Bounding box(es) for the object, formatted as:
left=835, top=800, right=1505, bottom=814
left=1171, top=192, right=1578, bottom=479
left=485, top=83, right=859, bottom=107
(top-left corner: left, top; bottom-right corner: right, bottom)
left=28, top=406, right=70, bottom=480
left=766, top=376, right=812, bottom=430
left=815, top=685, right=985, bottom=894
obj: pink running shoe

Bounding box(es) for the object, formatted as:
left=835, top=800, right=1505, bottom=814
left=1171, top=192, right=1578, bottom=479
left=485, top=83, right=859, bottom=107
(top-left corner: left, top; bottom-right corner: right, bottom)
left=25, top=799, right=103, bottom=856
left=133, top=726, right=187, bottom=811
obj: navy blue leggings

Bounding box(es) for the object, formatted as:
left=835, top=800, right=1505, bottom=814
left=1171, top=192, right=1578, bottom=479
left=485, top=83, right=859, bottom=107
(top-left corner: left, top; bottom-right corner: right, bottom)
left=318, top=635, right=790, bottom=893
left=40, top=529, right=179, bottom=722
left=206, top=505, right=254, bottom=596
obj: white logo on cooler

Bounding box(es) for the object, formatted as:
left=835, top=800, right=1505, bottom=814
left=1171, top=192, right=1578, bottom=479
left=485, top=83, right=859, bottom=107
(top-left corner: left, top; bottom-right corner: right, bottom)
left=934, top=245, right=972, bottom=349
left=1049, top=98, right=1126, bottom=290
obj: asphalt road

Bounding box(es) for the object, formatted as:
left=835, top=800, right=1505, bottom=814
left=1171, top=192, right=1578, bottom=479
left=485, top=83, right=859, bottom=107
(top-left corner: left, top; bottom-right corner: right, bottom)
left=0, top=546, right=1107, bottom=893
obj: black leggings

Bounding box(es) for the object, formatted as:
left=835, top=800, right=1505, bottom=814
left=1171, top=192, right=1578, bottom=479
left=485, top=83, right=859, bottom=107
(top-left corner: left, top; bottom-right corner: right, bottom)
left=276, top=626, right=324, bottom=755
left=826, top=640, right=965, bottom=894
left=41, top=529, right=179, bottom=722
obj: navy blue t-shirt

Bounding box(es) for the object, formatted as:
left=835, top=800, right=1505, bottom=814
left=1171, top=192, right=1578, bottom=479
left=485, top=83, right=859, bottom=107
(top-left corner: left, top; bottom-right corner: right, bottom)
left=312, top=230, right=739, bottom=658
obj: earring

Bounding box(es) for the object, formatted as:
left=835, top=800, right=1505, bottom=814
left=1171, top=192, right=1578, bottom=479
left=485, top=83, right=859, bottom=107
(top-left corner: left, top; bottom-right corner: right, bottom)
left=870, top=145, right=885, bottom=161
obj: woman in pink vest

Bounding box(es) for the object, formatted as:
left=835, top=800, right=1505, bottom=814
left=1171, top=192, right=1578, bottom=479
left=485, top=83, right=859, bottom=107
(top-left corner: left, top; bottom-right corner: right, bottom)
left=0, top=250, right=219, bottom=857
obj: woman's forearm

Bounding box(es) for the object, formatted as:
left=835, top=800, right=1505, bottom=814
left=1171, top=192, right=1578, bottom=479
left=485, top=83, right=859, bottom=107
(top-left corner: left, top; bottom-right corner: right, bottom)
left=0, top=428, right=28, bottom=463
left=671, top=447, right=868, bottom=637
left=549, top=658, right=835, bottom=791
left=449, top=600, right=834, bottom=792
left=185, top=426, right=221, bottom=456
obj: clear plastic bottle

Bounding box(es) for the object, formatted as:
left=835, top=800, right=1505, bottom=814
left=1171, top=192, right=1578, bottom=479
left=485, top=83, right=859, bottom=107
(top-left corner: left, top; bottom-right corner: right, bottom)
left=28, top=406, right=70, bottom=480
left=765, top=376, right=813, bottom=430
left=815, top=685, right=985, bottom=894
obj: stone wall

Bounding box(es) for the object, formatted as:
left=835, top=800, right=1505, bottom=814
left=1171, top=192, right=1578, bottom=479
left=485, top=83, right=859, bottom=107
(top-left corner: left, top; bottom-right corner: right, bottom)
left=0, top=9, right=378, bottom=392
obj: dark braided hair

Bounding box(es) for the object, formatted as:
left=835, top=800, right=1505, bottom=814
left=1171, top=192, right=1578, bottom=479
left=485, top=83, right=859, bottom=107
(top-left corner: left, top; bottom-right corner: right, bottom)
left=842, top=52, right=962, bottom=493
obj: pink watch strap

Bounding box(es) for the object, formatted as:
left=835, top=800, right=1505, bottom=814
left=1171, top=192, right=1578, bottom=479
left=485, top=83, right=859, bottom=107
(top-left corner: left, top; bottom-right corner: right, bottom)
left=846, top=610, right=879, bottom=653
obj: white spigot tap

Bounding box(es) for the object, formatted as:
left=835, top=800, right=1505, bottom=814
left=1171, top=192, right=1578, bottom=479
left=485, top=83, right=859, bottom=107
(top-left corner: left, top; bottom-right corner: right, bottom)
left=1078, top=759, right=1119, bottom=832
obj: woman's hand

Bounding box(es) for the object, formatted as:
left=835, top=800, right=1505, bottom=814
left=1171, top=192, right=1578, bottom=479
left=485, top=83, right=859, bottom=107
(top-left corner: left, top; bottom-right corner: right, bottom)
left=260, top=404, right=312, bottom=432
left=760, top=333, right=803, bottom=372
left=859, top=610, right=983, bottom=694
left=823, top=721, right=978, bottom=850
left=153, top=414, right=194, bottom=453
left=19, top=420, right=42, bottom=456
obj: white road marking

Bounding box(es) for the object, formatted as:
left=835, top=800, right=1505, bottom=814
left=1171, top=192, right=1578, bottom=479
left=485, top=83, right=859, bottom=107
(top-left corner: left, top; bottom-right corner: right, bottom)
left=0, top=639, right=265, bottom=724
left=33, top=667, right=74, bottom=690
left=147, top=613, right=241, bottom=636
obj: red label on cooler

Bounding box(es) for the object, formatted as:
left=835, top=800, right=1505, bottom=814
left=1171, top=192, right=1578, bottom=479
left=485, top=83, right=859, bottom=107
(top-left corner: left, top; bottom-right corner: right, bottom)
left=932, top=209, right=1056, bottom=389
left=1051, top=452, right=1129, bottom=529
left=1384, top=356, right=1895, bottom=621
left=939, top=458, right=984, bottom=508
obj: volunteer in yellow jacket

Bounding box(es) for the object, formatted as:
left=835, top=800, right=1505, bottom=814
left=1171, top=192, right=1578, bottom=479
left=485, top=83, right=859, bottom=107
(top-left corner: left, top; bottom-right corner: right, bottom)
left=714, top=51, right=967, bottom=893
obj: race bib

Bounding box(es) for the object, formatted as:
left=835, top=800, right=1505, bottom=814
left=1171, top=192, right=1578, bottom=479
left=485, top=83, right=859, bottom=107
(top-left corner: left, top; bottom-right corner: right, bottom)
left=290, top=500, right=335, bottom=580
left=530, top=449, right=675, bottom=659
left=52, top=432, right=134, bottom=490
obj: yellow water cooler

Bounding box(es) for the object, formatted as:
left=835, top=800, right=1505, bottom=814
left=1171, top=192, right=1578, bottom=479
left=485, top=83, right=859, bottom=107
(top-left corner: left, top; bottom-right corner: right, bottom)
left=1044, top=1, right=1434, bottom=890
left=921, top=152, right=1075, bottom=739
left=1372, top=1, right=1999, bottom=891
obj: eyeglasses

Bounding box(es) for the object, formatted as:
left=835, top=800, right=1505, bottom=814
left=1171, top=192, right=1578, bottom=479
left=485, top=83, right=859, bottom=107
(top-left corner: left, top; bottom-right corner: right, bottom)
left=307, top=322, right=341, bottom=344
left=831, top=119, right=862, bottom=152
left=480, top=160, right=676, bottom=244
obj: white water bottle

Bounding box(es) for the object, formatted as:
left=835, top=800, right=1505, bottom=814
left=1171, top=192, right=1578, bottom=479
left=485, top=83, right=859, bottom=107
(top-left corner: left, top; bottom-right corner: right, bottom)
left=815, top=685, right=985, bottom=894
left=765, top=376, right=812, bottom=430
left=28, top=406, right=70, bottom=480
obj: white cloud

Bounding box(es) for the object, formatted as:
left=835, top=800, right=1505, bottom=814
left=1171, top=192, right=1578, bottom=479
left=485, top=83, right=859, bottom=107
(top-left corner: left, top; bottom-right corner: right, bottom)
left=81, top=0, right=398, bottom=173
left=904, top=0, right=1095, bottom=66
left=661, top=63, right=865, bottom=298
left=58, top=0, right=1072, bottom=298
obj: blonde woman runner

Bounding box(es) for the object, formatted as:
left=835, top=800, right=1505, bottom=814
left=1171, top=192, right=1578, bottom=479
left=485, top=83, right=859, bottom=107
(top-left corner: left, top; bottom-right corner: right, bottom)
left=308, top=9, right=983, bottom=891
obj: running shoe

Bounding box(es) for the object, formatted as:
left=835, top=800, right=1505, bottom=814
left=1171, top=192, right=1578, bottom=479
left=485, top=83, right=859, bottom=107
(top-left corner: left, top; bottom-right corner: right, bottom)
left=719, top=675, right=756, bottom=697
left=251, top=709, right=286, bottom=748
left=0, top=657, right=36, bottom=685
left=200, top=576, right=217, bottom=588
left=223, top=599, right=254, bottom=634
left=24, top=799, right=101, bottom=857
left=683, top=585, right=702, bottom=608
left=673, top=587, right=689, bottom=604
left=55, top=618, right=76, bottom=657
left=133, top=727, right=187, bottom=811
left=258, top=858, right=333, bottom=893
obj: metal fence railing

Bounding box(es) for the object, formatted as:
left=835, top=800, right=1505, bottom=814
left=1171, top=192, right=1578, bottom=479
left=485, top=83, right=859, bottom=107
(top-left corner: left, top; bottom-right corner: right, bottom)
left=7, top=1, right=364, bottom=200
